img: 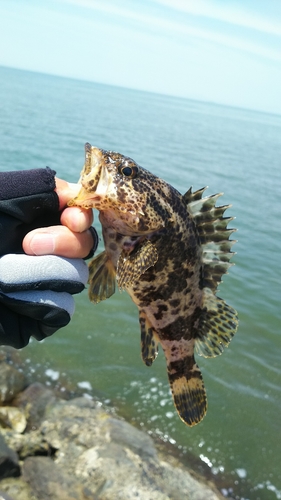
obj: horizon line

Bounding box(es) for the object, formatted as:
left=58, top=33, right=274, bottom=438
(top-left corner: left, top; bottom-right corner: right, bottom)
left=1, top=63, right=280, bottom=119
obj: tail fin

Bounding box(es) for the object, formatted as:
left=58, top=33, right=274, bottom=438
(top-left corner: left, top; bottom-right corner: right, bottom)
left=88, top=251, right=116, bottom=303
left=167, top=356, right=207, bottom=427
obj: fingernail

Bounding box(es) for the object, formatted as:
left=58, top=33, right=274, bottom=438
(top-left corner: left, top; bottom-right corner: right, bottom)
left=29, top=234, right=56, bottom=255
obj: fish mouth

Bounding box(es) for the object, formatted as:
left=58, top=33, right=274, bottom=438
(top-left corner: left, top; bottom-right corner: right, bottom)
left=70, top=145, right=110, bottom=207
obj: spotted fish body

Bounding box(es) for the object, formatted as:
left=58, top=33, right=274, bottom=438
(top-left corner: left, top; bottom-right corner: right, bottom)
left=69, top=143, right=238, bottom=426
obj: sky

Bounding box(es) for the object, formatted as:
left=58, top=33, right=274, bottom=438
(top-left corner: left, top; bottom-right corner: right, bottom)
left=0, top=0, right=281, bottom=114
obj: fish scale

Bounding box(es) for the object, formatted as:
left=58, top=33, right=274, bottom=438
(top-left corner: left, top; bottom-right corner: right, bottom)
left=69, top=143, right=239, bottom=427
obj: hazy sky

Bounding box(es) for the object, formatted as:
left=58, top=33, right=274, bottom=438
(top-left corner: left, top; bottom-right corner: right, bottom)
left=0, top=0, right=281, bottom=114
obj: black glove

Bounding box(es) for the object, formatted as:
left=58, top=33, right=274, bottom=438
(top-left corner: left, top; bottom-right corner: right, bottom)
left=0, top=167, right=98, bottom=349
left=0, top=254, right=89, bottom=348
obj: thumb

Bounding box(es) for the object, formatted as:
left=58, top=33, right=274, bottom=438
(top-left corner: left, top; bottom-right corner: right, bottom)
left=23, top=225, right=96, bottom=258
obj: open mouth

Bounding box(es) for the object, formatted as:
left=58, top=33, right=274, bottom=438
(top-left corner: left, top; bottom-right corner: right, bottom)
left=68, top=146, right=110, bottom=208
left=94, top=163, right=109, bottom=197
left=82, top=146, right=106, bottom=193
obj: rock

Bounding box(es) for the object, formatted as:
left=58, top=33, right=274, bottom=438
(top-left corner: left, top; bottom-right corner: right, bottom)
left=0, top=491, right=15, bottom=500
left=0, top=358, right=226, bottom=500
left=154, top=460, right=221, bottom=500
left=11, top=382, right=56, bottom=431
left=3, top=429, right=49, bottom=459
left=105, top=416, right=157, bottom=458
left=0, top=347, right=24, bottom=367
left=73, top=440, right=221, bottom=500
left=22, top=456, right=93, bottom=500
left=40, top=398, right=106, bottom=452
left=0, top=434, right=20, bottom=480
left=0, top=477, right=38, bottom=500
left=75, top=442, right=169, bottom=500
left=41, top=397, right=156, bottom=457
left=0, top=363, right=25, bottom=404
left=0, top=406, right=26, bottom=433
left=39, top=398, right=223, bottom=500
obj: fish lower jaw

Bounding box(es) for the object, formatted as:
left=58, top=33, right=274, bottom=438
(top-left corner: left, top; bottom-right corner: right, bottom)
left=68, top=185, right=103, bottom=208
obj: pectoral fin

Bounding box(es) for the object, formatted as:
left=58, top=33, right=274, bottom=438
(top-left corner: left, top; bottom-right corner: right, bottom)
left=88, top=251, right=116, bottom=303
left=117, top=240, right=158, bottom=289
left=139, top=310, right=159, bottom=366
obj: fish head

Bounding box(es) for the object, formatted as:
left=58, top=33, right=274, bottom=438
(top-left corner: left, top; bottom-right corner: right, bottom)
left=69, top=143, right=174, bottom=234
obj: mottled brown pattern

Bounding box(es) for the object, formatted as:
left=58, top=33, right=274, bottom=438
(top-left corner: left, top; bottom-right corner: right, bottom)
left=69, top=143, right=238, bottom=427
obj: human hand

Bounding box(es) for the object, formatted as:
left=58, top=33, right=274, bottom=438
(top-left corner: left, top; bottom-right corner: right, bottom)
left=0, top=174, right=98, bottom=348
left=23, top=178, right=96, bottom=258
left=0, top=253, right=89, bottom=348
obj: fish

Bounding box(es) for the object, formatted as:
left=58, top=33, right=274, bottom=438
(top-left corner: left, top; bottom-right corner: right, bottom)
left=68, top=142, right=238, bottom=427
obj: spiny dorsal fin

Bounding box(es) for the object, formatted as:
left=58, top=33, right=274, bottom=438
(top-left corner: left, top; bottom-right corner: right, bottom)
left=183, top=186, right=208, bottom=205
left=183, top=187, right=237, bottom=292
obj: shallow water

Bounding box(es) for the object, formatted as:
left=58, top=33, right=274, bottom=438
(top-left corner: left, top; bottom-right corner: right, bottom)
left=0, top=66, right=281, bottom=499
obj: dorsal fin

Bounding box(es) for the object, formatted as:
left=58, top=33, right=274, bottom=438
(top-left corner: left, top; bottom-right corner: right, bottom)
left=183, top=187, right=237, bottom=292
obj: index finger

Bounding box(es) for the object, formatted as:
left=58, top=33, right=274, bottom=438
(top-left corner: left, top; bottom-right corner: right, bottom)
left=60, top=206, right=93, bottom=233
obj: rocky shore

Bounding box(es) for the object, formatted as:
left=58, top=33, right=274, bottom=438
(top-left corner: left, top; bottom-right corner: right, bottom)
left=0, top=347, right=225, bottom=500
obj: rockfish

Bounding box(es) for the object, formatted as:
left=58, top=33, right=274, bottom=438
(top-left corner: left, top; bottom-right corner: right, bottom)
left=69, top=143, right=238, bottom=426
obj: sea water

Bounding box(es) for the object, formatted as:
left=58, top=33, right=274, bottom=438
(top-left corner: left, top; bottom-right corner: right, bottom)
left=0, top=66, right=280, bottom=500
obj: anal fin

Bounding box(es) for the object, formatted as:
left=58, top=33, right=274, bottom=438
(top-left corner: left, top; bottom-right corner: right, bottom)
left=195, top=287, right=238, bottom=358
left=88, top=251, right=116, bottom=303
left=117, top=240, right=158, bottom=289
left=139, top=311, right=159, bottom=366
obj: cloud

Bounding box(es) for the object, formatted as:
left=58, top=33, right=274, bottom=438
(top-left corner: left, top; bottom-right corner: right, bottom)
left=59, top=0, right=281, bottom=63
left=58, top=0, right=281, bottom=42
left=153, top=0, right=281, bottom=37
left=1, top=0, right=281, bottom=112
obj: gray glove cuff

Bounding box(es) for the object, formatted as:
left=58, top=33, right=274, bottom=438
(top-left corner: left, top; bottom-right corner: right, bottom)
left=0, top=254, right=89, bottom=294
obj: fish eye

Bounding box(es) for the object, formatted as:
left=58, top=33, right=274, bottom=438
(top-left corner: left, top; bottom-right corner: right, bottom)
left=118, top=164, right=139, bottom=179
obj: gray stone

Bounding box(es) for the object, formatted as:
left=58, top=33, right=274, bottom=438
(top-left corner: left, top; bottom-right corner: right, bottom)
left=3, top=429, right=49, bottom=459
left=73, top=440, right=221, bottom=500
left=40, top=398, right=107, bottom=452
left=0, top=364, right=25, bottom=404
left=0, top=434, right=20, bottom=480
left=0, top=347, right=24, bottom=367
left=0, top=477, right=36, bottom=500
left=105, top=417, right=157, bottom=458
left=0, top=406, right=26, bottom=433
left=11, top=382, right=56, bottom=431
left=39, top=397, right=224, bottom=500
left=0, top=372, right=225, bottom=500
left=22, top=456, right=94, bottom=500
left=0, top=491, right=15, bottom=500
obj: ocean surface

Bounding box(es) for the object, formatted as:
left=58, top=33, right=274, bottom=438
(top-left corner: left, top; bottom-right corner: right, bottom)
left=0, top=65, right=280, bottom=500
